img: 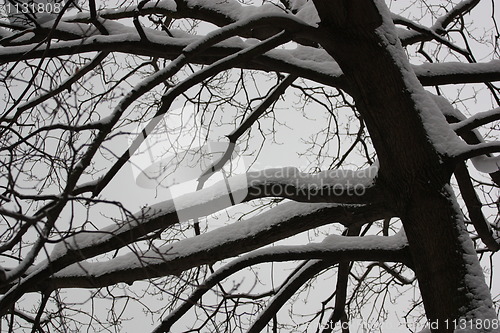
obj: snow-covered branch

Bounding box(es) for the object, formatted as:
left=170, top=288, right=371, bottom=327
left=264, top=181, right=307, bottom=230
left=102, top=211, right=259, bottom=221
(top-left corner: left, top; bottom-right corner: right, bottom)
left=1, top=27, right=498, bottom=90
left=455, top=142, right=500, bottom=173
left=452, top=107, right=500, bottom=135
left=0, top=200, right=390, bottom=297
left=397, top=0, right=481, bottom=46
left=72, top=0, right=320, bottom=39
left=155, top=231, right=409, bottom=332
left=414, top=60, right=500, bottom=86
left=49, top=214, right=401, bottom=289
left=430, top=93, right=500, bottom=175
left=0, top=164, right=389, bottom=311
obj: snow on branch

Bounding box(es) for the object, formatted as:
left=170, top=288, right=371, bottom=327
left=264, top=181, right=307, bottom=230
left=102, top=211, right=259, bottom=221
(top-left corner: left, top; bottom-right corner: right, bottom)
left=74, top=0, right=320, bottom=33
left=155, top=230, right=409, bottom=332
left=397, top=0, right=481, bottom=46
left=28, top=164, right=381, bottom=268
left=0, top=164, right=389, bottom=309
left=451, top=107, right=500, bottom=135
left=1, top=35, right=498, bottom=90
left=248, top=230, right=409, bottom=333
left=78, top=0, right=474, bottom=49
left=430, top=94, right=500, bottom=174
left=0, top=3, right=498, bottom=90
left=8, top=201, right=389, bottom=293
left=414, top=60, right=500, bottom=86
left=243, top=166, right=382, bottom=204
left=53, top=164, right=384, bottom=263
left=45, top=204, right=395, bottom=290
left=455, top=142, right=500, bottom=173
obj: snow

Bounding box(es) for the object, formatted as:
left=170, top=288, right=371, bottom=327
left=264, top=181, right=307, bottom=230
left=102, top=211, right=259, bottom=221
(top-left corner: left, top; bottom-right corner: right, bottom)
left=53, top=201, right=340, bottom=278
left=7, top=31, right=37, bottom=43
left=323, top=228, right=407, bottom=250
left=48, top=161, right=379, bottom=265
left=367, top=4, right=498, bottom=324
left=396, top=27, right=419, bottom=41
left=0, top=27, right=10, bottom=38
left=369, top=1, right=469, bottom=159
left=76, top=0, right=176, bottom=20
left=414, top=60, right=500, bottom=80
left=249, top=164, right=378, bottom=186
left=1, top=20, right=496, bottom=103
left=53, top=220, right=408, bottom=282
left=427, top=93, right=475, bottom=155
left=404, top=77, right=468, bottom=157
left=451, top=108, right=500, bottom=132
left=431, top=95, right=500, bottom=173
left=289, top=0, right=308, bottom=12
left=48, top=200, right=176, bottom=261
left=138, top=0, right=177, bottom=12
left=469, top=154, right=500, bottom=174
left=186, top=0, right=245, bottom=16
left=430, top=93, right=483, bottom=142
left=0, top=28, right=193, bottom=57
left=289, top=44, right=340, bottom=68
left=445, top=185, right=497, bottom=324
left=50, top=230, right=105, bottom=260
left=40, top=20, right=98, bottom=36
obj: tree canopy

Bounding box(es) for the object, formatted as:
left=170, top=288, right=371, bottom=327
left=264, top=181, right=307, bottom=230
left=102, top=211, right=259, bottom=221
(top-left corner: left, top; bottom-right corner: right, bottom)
left=0, top=0, right=499, bottom=332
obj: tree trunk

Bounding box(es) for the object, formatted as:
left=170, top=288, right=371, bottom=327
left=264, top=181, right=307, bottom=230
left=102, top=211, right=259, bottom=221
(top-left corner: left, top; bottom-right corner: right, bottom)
left=312, top=0, right=496, bottom=331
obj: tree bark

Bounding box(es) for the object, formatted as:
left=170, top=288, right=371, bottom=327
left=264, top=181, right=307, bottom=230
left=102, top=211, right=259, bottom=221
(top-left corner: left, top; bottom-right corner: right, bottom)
left=312, top=0, right=496, bottom=331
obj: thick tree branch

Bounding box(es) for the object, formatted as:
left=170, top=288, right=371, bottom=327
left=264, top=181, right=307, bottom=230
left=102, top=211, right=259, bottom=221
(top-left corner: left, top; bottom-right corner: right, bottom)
left=434, top=93, right=500, bottom=185
left=0, top=202, right=392, bottom=302
left=153, top=231, right=408, bottom=332
left=455, top=162, right=500, bottom=252
left=455, top=142, right=500, bottom=169
left=0, top=185, right=391, bottom=313
left=311, top=0, right=496, bottom=324
left=1, top=36, right=499, bottom=89
left=413, top=60, right=500, bottom=86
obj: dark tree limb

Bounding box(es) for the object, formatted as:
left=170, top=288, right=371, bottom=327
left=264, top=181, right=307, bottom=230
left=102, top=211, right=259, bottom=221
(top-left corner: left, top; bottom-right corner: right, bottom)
left=455, top=162, right=500, bottom=252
